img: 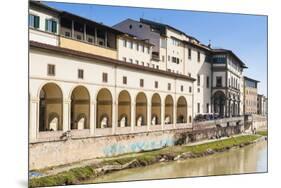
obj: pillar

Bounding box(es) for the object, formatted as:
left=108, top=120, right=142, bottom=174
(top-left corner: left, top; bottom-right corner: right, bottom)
left=30, top=98, right=39, bottom=142
left=71, top=20, right=74, bottom=39
left=173, top=102, right=177, bottom=128
left=83, top=23, right=86, bottom=41
left=161, top=101, right=165, bottom=130
left=63, top=99, right=71, bottom=132
left=112, top=100, right=117, bottom=134
left=147, top=101, right=151, bottom=131
left=90, top=100, right=96, bottom=135
left=131, top=101, right=135, bottom=132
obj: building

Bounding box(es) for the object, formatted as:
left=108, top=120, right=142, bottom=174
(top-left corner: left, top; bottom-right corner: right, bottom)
left=28, top=1, right=252, bottom=169
left=257, top=94, right=267, bottom=116
left=243, top=76, right=259, bottom=115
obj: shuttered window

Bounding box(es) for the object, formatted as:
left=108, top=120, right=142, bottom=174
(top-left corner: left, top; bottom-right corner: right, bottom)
left=45, top=19, right=57, bottom=33
left=29, top=15, right=40, bottom=29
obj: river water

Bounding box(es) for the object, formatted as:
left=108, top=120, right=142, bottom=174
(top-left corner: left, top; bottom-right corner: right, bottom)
left=85, top=140, right=267, bottom=183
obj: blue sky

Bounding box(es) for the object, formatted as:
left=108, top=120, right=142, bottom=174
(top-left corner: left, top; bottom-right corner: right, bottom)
left=44, top=1, right=267, bottom=96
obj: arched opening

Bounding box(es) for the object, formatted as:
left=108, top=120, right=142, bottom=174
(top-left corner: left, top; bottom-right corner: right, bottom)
left=135, top=92, right=147, bottom=126
left=164, top=95, right=173, bottom=124
left=70, top=86, right=90, bottom=130
left=96, top=88, right=112, bottom=128
left=151, top=93, right=161, bottom=125
left=39, top=83, right=63, bottom=132
left=177, top=96, right=187, bottom=123
left=213, top=91, right=226, bottom=117
left=118, top=90, right=131, bottom=127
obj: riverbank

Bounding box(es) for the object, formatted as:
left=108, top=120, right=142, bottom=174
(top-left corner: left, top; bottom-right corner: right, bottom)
left=29, top=134, right=265, bottom=188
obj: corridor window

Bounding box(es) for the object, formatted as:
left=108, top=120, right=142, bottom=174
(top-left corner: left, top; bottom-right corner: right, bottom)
left=123, top=76, right=127, bottom=84
left=123, top=40, right=127, bottom=47
left=197, top=75, right=200, bottom=86
left=181, top=85, right=184, bottom=92
left=188, top=48, right=192, bottom=59
left=29, top=14, right=40, bottom=29
left=206, top=76, right=210, bottom=88
left=47, top=64, right=55, bottom=76
left=197, top=51, right=200, bottom=62
left=206, top=103, right=209, bottom=113
left=197, top=103, right=200, bottom=113
left=45, top=19, right=57, bottom=33
left=168, top=83, right=171, bottom=91
left=140, top=79, right=144, bottom=87
left=216, top=76, right=222, bottom=87
left=189, top=86, right=192, bottom=93
left=78, top=69, right=84, bottom=79
left=155, top=81, right=158, bottom=89
left=102, top=73, right=108, bottom=83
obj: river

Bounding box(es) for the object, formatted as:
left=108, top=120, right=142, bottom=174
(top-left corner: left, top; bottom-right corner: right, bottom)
left=85, top=140, right=267, bottom=183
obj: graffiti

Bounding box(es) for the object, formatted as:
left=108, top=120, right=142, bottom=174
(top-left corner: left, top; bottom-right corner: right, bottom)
left=103, top=138, right=175, bottom=156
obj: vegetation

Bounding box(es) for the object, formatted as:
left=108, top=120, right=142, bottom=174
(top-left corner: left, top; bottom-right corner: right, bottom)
left=256, top=130, right=268, bottom=136
left=29, top=135, right=261, bottom=188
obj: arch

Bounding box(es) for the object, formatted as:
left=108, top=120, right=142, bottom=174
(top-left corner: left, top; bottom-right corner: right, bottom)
left=118, top=90, right=131, bottom=127
left=213, top=91, right=226, bottom=117
left=177, top=96, right=187, bottom=123
left=164, top=95, right=173, bottom=124
left=151, top=93, right=161, bottom=125
left=135, top=92, right=147, bottom=126
left=39, top=83, right=63, bottom=132
left=70, top=86, right=90, bottom=130
left=96, top=88, right=112, bottom=128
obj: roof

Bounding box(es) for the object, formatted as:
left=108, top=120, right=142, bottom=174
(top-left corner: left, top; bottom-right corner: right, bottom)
left=212, top=48, right=248, bottom=68
left=244, top=76, right=260, bottom=83
left=140, top=18, right=200, bottom=43
left=29, top=41, right=196, bottom=82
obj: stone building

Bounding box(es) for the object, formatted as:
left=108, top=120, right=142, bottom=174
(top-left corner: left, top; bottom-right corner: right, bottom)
left=243, top=76, right=259, bottom=115
left=257, top=94, right=267, bottom=116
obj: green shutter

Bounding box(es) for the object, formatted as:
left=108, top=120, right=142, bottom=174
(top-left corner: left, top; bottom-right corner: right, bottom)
left=45, top=19, right=48, bottom=31
left=52, top=21, right=57, bottom=33
left=34, top=16, right=40, bottom=28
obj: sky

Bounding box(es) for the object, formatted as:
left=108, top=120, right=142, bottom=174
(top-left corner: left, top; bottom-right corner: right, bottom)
left=44, top=1, right=267, bottom=96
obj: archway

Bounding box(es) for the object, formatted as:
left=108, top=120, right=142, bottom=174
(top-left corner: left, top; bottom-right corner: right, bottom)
left=164, top=95, right=173, bottom=124
left=118, top=90, right=131, bottom=127
left=135, top=92, right=147, bottom=126
left=39, top=83, right=63, bottom=131
left=151, top=93, right=161, bottom=125
left=96, top=88, right=112, bottom=128
left=177, top=96, right=187, bottom=123
left=70, top=86, right=90, bottom=130
left=213, top=91, right=226, bottom=117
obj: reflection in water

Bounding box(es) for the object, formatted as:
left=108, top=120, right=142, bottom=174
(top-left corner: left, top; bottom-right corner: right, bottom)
left=86, top=140, right=267, bottom=183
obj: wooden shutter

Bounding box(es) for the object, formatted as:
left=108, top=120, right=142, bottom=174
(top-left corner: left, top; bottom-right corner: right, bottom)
left=52, top=21, right=57, bottom=33
left=34, top=16, right=40, bottom=28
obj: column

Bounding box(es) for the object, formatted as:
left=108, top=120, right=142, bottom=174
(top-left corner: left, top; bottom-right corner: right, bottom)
left=30, top=98, right=39, bottom=142
left=161, top=101, right=165, bottom=130
left=147, top=101, right=151, bottom=131
left=112, top=100, right=117, bottom=134
left=105, top=31, right=108, bottom=47
left=225, top=99, right=228, bottom=118
left=94, top=28, right=97, bottom=44
left=90, top=100, right=96, bottom=135
left=173, top=102, right=177, bottom=128
left=131, top=101, right=135, bottom=132
left=63, top=99, right=71, bottom=132
left=83, top=23, right=87, bottom=41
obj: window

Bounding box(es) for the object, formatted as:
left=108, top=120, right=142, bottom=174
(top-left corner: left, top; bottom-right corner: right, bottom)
left=123, top=76, right=127, bottom=84
left=130, top=41, right=133, bottom=49
left=156, top=65, right=159, bottom=69
left=197, top=75, right=200, bottom=86
left=216, top=76, right=222, bottom=87
left=123, top=40, right=127, bottom=47
left=65, top=31, right=71, bottom=37
left=47, top=64, right=55, bottom=76
left=147, top=47, right=150, bottom=54
left=197, top=51, right=200, bottom=62
left=176, top=58, right=179, bottom=64
left=172, top=57, right=177, bottom=63
left=140, top=79, right=144, bottom=87
left=78, top=69, right=84, bottom=79
left=162, top=56, right=165, bottom=62
left=102, top=73, right=108, bottom=83
left=137, top=44, right=139, bottom=51
left=197, top=103, right=200, bottom=113
left=129, top=24, right=132, bottom=29
left=155, top=81, right=158, bottom=88
left=206, top=76, right=210, bottom=88
left=141, top=61, right=144, bottom=66
left=139, top=24, right=143, bottom=28
left=45, top=19, right=57, bottom=33
left=88, top=37, right=93, bottom=43
left=142, top=45, right=145, bottom=52
left=168, top=83, right=171, bottom=91
left=129, top=58, right=133, bottom=63
left=197, top=88, right=200, bottom=93
left=29, top=14, right=40, bottom=28
left=135, top=60, right=139, bottom=64
left=189, top=86, right=192, bottom=93
left=188, top=73, right=191, bottom=77
left=123, top=57, right=126, bottom=62
left=206, top=103, right=209, bottom=113
left=168, top=56, right=170, bottom=61
left=188, top=48, right=191, bottom=59
left=181, top=85, right=184, bottom=92
left=76, top=35, right=82, bottom=40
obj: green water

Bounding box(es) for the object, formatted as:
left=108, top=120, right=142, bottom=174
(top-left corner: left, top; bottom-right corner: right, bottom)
left=85, top=140, right=267, bottom=183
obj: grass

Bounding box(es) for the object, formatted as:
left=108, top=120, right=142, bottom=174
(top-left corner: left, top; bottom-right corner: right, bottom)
left=29, top=134, right=261, bottom=188
left=256, top=130, right=268, bottom=136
